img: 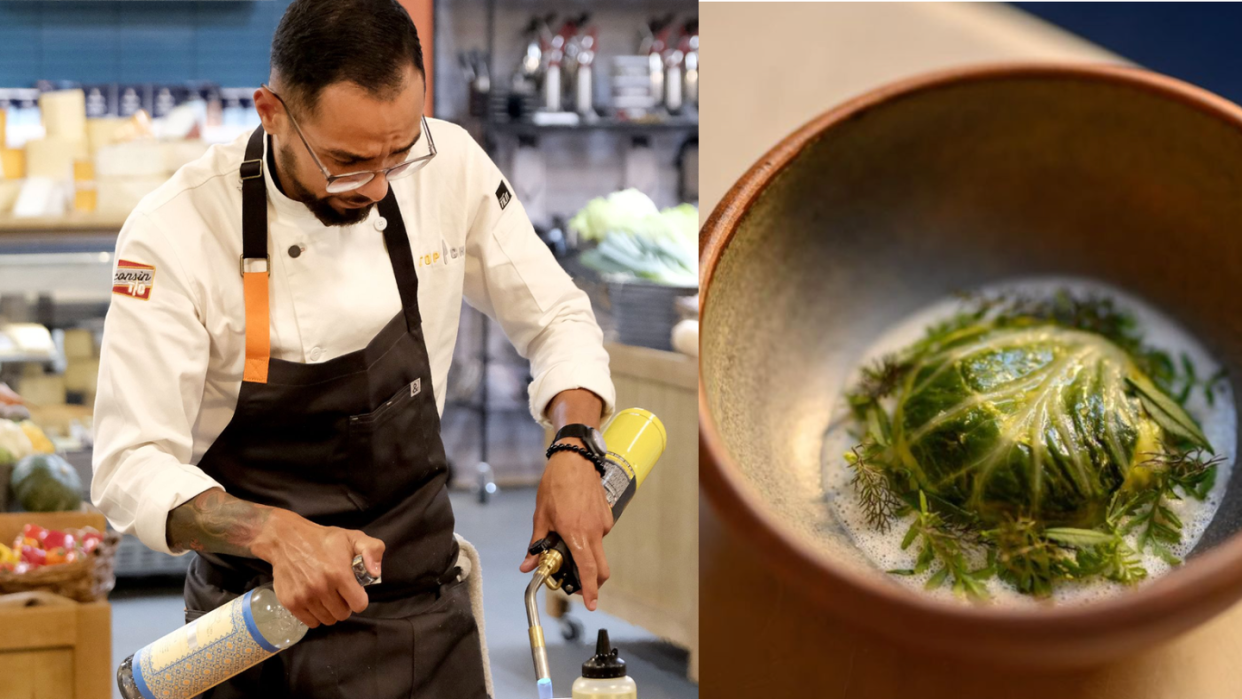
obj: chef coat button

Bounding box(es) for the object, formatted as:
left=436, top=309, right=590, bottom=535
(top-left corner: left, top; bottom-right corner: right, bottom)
left=375, top=216, right=387, bottom=231
left=288, top=244, right=302, bottom=258
left=309, top=347, right=322, bottom=361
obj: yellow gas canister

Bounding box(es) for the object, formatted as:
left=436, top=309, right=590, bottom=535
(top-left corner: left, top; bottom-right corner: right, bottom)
left=599, top=408, right=666, bottom=519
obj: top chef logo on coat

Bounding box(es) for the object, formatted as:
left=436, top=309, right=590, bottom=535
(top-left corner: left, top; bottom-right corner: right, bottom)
left=495, top=180, right=511, bottom=210
left=112, top=260, right=156, bottom=300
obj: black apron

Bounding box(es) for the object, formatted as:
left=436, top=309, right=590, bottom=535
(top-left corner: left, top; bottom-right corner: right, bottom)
left=184, top=126, right=489, bottom=698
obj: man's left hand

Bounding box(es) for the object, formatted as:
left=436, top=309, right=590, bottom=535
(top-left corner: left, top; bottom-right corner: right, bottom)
left=520, top=443, right=614, bottom=611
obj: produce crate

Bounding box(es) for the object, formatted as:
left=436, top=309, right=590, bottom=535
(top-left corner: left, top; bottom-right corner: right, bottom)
left=0, top=591, right=111, bottom=699
left=0, top=511, right=119, bottom=602
left=606, top=280, right=697, bottom=351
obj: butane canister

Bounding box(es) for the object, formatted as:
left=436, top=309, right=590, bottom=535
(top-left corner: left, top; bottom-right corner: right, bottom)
left=599, top=408, right=666, bottom=520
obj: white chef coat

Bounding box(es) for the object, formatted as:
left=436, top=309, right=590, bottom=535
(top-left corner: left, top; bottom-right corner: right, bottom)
left=91, top=119, right=615, bottom=555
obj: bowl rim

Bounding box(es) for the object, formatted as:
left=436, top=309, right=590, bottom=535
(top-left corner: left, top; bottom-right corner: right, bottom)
left=699, top=61, right=1242, bottom=630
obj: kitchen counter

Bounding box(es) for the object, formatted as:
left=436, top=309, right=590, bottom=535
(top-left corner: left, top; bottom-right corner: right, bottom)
left=700, top=4, right=1242, bottom=698
left=0, top=212, right=127, bottom=235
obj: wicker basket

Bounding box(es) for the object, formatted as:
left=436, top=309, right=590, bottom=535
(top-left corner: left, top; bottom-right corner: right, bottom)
left=0, top=516, right=120, bottom=603
left=0, top=529, right=119, bottom=602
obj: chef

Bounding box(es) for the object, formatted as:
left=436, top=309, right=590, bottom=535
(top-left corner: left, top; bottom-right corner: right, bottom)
left=91, top=0, right=617, bottom=695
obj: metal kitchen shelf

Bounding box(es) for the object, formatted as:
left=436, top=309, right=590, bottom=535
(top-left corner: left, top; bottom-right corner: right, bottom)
left=486, top=116, right=698, bottom=137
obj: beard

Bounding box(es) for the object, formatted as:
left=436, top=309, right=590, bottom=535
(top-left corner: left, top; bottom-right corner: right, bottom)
left=277, top=143, right=377, bottom=227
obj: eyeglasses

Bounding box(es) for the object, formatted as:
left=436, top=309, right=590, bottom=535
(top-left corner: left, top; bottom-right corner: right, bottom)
left=262, top=84, right=436, bottom=194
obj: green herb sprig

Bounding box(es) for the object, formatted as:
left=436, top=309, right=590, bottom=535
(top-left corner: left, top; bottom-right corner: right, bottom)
left=844, top=445, right=904, bottom=532
left=1111, top=449, right=1222, bottom=564
left=890, top=492, right=992, bottom=600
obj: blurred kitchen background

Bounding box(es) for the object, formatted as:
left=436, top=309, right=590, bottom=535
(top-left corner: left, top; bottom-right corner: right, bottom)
left=1017, top=3, right=1242, bottom=104
left=0, top=1, right=698, bottom=698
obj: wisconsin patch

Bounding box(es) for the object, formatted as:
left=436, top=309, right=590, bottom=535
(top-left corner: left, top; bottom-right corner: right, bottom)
left=495, top=180, right=511, bottom=210
left=112, top=260, right=155, bottom=300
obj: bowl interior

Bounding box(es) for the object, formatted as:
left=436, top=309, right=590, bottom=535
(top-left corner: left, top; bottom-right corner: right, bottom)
left=701, top=69, right=1242, bottom=601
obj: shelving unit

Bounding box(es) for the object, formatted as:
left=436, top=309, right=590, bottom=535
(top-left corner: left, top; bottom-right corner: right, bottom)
left=485, top=115, right=698, bottom=136
left=441, top=0, right=698, bottom=497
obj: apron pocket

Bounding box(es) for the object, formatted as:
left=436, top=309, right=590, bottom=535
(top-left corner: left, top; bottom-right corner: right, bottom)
left=352, top=379, right=421, bottom=427
left=347, top=379, right=434, bottom=510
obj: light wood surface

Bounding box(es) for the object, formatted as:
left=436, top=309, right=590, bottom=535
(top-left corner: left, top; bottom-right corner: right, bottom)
left=699, top=3, right=1242, bottom=698
left=0, top=600, right=112, bottom=699
left=549, top=343, right=700, bottom=680
left=0, top=212, right=127, bottom=234
left=0, top=649, right=77, bottom=698
left=0, top=511, right=112, bottom=699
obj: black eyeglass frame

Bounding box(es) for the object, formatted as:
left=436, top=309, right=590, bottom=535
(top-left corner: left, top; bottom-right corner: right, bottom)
left=261, top=83, right=436, bottom=194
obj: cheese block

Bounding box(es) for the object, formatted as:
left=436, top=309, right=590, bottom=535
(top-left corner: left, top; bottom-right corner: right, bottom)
left=64, top=358, right=100, bottom=396
left=0, top=180, right=21, bottom=214
left=11, top=177, right=67, bottom=218
left=17, top=374, right=67, bottom=408
left=0, top=148, right=24, bottom=179
left=86, top=117, right=128, bottom=155
left=95, top=140, right=166, bottom=177
left=162, top=140, right=210, bottom=173
left=4, top=323, right=55, bottom=355
left=25, top=137, right=87, bottom=179
left=39, top=89, right=87, bottom=140
left=73, top=187, right=97, bottom=213
left=97, top=176, right=167, bottom=215
left=62, top=329, right=96, bottom=359
left=73, top=159, right=94, bottom=181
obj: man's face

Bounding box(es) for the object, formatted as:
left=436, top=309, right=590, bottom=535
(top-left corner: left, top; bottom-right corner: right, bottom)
left=265, top=65, right=426, bottom=227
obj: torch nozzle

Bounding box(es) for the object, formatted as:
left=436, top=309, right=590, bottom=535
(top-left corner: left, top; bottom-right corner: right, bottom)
left=525, top=549, right=564, bottom=687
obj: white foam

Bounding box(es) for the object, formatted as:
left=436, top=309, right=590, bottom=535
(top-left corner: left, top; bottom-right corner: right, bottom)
left=821, top=277, right=1237, bottom=606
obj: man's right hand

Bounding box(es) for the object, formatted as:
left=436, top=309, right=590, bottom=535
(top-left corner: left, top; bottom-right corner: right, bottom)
left=251, top=509, right=385, bottom=628
left=166, top=488, right=384, bottom=629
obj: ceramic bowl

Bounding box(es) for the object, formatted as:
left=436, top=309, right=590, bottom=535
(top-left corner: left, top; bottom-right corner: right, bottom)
left=699, top=63, right=1242, bottom=666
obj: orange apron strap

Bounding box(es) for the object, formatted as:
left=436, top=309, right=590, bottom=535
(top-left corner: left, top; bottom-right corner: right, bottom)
left=243, top=270, right=270, bottom=383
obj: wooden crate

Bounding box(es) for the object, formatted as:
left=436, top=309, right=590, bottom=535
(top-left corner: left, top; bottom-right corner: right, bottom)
left=0, top=511, right=112, bottom=699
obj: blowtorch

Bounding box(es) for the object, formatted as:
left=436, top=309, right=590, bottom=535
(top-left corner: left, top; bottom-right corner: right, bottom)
left=524, top=408, right=666, bottom=699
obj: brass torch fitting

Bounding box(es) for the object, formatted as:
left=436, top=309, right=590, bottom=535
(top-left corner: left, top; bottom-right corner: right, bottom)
left=537, top=549, right=564, bottom=590
left=525, top=548, right=565, bottom=683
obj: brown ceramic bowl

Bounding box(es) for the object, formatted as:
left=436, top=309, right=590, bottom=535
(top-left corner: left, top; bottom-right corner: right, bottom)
left=699, top=63, right=1242, bottom=667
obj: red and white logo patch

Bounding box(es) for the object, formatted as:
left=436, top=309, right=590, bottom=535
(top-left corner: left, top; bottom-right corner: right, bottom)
left=112, top=260, right=156, bottom=300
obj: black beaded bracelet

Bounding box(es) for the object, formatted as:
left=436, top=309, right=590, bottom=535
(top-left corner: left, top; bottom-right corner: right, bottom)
left=546, top=442, right=606, bottom=478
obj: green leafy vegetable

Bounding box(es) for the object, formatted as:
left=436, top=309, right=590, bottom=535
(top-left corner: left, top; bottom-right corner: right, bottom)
left=841, top=289, right=1227, bottom=598
left=569, top=189, right=698, bottom=286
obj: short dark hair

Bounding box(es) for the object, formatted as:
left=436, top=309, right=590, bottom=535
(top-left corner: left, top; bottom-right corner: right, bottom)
left=270, top=0, right=424, bottom=116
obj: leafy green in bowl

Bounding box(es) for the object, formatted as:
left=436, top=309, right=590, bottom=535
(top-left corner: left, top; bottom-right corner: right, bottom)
left=836, top=288, right=1231, bottom=600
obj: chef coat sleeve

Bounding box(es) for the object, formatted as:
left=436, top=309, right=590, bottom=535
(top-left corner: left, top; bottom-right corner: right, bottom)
left=91, top=211, right=223, bottom=556
left=459, top=137, right=616, bottom=429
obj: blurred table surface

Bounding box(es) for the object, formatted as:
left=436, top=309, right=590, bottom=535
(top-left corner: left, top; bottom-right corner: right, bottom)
left=699, top=3, right=1242, bottom=698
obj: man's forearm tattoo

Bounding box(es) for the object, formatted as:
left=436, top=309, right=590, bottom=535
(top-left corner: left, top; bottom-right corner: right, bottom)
left=166, top=488, right=273, bottom=557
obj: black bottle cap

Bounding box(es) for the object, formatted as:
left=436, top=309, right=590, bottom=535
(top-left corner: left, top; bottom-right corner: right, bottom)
left=581, top=629, right=627, bottom=679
